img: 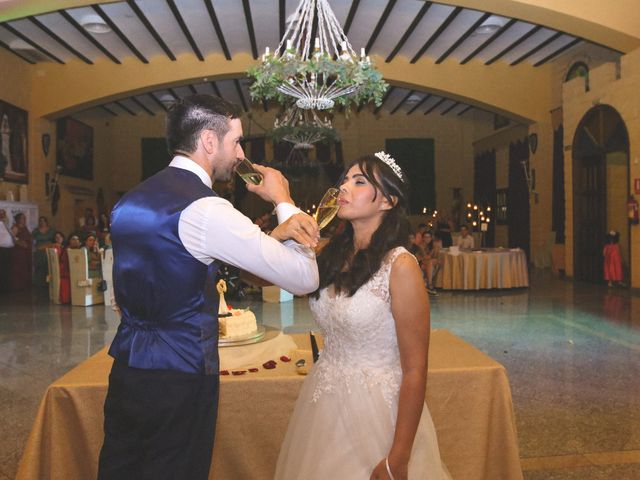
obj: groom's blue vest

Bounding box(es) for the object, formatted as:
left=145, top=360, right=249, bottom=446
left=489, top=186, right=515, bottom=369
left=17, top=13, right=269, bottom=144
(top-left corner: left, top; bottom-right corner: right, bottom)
left=109, top=167, right=220, bottom=375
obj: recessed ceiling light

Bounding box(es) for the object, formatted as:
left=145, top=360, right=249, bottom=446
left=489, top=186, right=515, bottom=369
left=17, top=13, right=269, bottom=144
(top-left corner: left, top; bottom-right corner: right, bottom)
left=159, top=94, right=176, bottom=107
left=80, top=14, right=111, bottom=34
left=9, top=39, right=35, bottom=51
left=405, top=94, right=423, bottom=104
left=474, top=15, right=509, bottom=35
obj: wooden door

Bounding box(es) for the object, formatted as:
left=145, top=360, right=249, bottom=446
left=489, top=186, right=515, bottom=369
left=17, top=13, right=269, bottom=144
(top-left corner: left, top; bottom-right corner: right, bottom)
left=572, top=105, right=629, bottom=282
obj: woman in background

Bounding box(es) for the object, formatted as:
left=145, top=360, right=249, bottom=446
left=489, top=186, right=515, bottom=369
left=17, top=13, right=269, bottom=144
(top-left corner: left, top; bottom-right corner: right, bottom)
left=32, top=216, right=56, bottom=286
left=603, top=230, right=624, bottom=288
left=85, top=234, right=102, bottom=279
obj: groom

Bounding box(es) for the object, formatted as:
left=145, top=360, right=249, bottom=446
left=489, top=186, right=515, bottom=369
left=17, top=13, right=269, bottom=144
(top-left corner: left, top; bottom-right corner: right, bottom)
left=97, top=95, right=319, bottom=480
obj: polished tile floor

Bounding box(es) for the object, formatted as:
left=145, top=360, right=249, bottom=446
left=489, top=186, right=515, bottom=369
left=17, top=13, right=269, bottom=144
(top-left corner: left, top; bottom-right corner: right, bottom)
left=1, top=270, right=639, bottom=479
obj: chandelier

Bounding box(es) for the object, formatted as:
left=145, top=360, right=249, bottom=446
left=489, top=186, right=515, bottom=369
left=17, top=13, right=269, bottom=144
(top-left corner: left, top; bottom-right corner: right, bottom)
left=248, top=0, right=388, bottom=112
left=272, top=107, right=337, bottom=149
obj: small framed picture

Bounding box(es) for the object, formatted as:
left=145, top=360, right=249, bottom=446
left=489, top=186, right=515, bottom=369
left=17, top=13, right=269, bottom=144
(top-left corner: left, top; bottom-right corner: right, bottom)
left=56, top=117, right=94, bottom=180
left=0, top=99, right=29, bottom=184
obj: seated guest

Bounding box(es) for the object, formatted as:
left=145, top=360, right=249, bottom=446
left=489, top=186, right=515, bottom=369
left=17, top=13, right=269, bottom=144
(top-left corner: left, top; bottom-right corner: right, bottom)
left=421, top=231, right=442, bottom=296
left=408, top=232, right=416, bottom=246
left=456, top=224, right=475, bottom=249
left=32, top=216, right=56, bottom=287
left=414, top=223, right=428, bottom=246
left=436, top=219, right=453, bottom=247
left=10, top=213, right=32, bottom=292
left=68, top=234, right=82, bottom=250
left=84, top=234, right=102, bottom=278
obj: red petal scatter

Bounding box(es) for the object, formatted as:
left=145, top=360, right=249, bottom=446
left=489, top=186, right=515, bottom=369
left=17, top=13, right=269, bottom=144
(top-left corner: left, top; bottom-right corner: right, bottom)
left=249, top=368, right=259, bottom=373
left=232, top=370, right=247, bottom=376
left=262, top=360, right=277, bottom=370
left=220, top=370, right=230, bottom=375
left=280, top=355, right=291, bottom=362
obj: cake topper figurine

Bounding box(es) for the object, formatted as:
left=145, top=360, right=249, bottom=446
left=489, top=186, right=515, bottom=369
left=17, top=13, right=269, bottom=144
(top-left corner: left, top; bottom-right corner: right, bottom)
left=216, top=279, right=230, bottom=314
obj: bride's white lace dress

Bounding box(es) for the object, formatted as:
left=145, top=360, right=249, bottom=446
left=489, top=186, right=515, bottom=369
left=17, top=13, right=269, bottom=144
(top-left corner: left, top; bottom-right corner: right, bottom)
left=274, top=247, right=450, bottom=479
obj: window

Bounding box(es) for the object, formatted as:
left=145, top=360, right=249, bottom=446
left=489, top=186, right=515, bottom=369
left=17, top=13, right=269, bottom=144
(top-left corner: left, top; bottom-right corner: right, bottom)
left=565, top=62, right=589, bottom=91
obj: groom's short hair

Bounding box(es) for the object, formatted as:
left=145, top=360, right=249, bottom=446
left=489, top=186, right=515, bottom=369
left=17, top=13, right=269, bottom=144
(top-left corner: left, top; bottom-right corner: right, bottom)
left=166, top=94, right=242, bottom=155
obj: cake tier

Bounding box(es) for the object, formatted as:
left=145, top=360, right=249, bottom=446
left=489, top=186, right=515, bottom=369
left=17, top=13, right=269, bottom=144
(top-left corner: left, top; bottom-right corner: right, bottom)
left=219, top=309, right=257, bottom=338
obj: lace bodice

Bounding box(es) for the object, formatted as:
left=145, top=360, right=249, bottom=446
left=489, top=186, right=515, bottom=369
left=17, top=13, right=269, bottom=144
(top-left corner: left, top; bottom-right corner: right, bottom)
left=309, top=247, right=415, bottom=404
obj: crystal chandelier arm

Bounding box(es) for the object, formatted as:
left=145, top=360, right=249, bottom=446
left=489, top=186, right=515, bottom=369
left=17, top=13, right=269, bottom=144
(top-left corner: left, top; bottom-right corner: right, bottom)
left=320, top=0, right=356, bottom=57
left=300, top=0, right=315, bottom=59
left=276, top=0, right=301, bottom=55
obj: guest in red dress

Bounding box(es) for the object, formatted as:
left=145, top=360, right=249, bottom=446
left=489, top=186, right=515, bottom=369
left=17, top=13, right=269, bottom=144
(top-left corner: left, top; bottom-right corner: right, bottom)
left=53, top=231, right=71, bottom=304
left=10, top=213, right=32, bottom=292
left=603, top=230, right=624, bottom=287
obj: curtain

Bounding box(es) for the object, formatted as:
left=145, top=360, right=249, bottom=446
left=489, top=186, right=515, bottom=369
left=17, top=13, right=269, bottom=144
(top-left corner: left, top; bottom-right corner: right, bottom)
left=508, top=139, right=530, bottom=258
left=474, top=149, right=496, bottom=246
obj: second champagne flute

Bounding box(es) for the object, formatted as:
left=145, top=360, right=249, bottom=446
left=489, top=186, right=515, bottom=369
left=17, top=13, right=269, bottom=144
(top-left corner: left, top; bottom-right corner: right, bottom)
left=235, top=157, right=263, bottom=185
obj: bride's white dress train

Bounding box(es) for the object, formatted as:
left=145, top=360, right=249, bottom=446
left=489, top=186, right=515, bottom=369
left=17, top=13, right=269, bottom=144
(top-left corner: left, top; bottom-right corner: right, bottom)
left=275, top=247, right=451, bottom=479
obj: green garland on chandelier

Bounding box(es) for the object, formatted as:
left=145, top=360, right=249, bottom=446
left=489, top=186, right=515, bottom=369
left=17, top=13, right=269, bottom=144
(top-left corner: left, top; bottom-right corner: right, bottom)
left=247, top=48, right=388, bottom=114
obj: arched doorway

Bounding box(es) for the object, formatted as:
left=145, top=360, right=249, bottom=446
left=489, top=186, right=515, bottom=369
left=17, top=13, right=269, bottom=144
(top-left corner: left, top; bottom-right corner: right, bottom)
left=572, top=105, right=629, bottom=283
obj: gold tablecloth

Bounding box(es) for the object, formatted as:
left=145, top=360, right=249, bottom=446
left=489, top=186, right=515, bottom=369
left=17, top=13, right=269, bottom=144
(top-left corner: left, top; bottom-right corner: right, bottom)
left=437, top=248, right=529, bottom=290
left=16, top=330, right=523, bottom=480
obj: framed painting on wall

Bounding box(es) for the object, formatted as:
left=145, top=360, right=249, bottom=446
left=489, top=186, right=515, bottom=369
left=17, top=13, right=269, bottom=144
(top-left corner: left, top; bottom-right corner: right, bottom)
left=56, top=117, right=93, bottom=180
left=0, top=99, right=28, bottom=184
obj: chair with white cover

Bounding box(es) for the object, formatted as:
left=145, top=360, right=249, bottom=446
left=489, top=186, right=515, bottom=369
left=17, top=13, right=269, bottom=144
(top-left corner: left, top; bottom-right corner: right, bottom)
left=68, top=248, right=104, bottom=306
left=100, top=248, right=114, bottom=307
left=46, top=248, right=61, bottom=304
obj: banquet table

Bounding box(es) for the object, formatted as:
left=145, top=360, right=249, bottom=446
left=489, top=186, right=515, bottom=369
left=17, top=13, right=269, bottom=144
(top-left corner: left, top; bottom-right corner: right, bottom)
left=16, top=330, right=523, bottom=480
left=437, top=248, right=529, bottom=290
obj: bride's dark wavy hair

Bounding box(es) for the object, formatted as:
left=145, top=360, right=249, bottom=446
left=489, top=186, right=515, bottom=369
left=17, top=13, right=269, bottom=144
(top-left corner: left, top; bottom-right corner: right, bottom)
left=313, top=154, right=410, bottom=298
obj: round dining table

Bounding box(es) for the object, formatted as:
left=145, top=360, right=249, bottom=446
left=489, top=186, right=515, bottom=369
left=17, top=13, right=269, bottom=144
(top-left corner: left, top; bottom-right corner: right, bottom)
left=436, top=247, right=529, bottom=290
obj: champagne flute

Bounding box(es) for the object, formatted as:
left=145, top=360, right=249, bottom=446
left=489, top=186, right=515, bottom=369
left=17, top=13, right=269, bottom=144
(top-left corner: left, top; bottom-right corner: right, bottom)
left=313, top=188, right=340, bottom=230
left=235, top=157, right=263, bottom=185
left=287, top=187, right=340, bottom=258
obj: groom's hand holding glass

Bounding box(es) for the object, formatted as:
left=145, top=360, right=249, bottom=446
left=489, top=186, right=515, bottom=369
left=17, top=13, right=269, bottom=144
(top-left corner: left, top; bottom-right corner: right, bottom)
left=241, top=163, right=320, bottom=249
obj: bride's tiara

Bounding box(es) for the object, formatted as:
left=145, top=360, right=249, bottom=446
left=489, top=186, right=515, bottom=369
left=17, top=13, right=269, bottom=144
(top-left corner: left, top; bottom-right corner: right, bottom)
left=374, top=151, right=404, bottom=181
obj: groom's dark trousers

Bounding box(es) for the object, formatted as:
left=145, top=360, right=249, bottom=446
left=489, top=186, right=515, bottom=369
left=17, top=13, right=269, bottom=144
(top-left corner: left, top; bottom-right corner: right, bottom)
left=97, top=353, right=219, bottom=480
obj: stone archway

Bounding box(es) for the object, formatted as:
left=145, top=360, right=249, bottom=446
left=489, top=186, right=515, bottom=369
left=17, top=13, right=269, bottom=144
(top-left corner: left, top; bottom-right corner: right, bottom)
left=572, top=105, right=629, bottom=283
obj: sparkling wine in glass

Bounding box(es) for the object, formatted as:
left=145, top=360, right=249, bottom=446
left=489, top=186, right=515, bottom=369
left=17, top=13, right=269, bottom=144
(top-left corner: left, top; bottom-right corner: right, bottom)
left=284, top=187, right=340, bottom=259
left=313, top=188, right=340, bottom=230
left=235, top=157, right=263, bottom=185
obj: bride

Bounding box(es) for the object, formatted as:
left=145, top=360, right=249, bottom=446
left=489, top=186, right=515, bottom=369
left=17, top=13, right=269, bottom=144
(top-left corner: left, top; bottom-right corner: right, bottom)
left=275, top=153, right=450, bottom=480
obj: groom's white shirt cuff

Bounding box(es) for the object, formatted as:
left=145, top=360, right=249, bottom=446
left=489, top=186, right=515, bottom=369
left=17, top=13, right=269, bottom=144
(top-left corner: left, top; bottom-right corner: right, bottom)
left=170, top=156, right=319, bottom=295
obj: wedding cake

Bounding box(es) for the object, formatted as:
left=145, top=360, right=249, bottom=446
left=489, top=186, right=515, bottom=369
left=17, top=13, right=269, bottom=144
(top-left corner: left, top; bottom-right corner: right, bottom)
left=217, top=279, right=257, bottom=338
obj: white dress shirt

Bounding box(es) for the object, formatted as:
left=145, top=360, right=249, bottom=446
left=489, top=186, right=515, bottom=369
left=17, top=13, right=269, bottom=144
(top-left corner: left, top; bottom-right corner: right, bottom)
left=456, top=234, right=475, bottom=249
left=172, top=156, right=319, bottom=295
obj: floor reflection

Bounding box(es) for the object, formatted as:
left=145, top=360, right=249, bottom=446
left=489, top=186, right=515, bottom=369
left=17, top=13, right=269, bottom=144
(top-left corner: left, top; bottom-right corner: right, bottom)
left=1, top=270, right=639, bottom=479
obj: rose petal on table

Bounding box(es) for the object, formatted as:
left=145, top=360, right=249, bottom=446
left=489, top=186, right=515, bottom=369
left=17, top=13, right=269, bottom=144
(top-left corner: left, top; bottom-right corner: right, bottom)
left=220, top=370, right=230, bottom=375
left=249, top=368, right=259, bottom=372
left=262, top=360, right=277, bottom=369
left=280, top=355, right=291, bottom=362
left=232, top=370, right=247, bottom=375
